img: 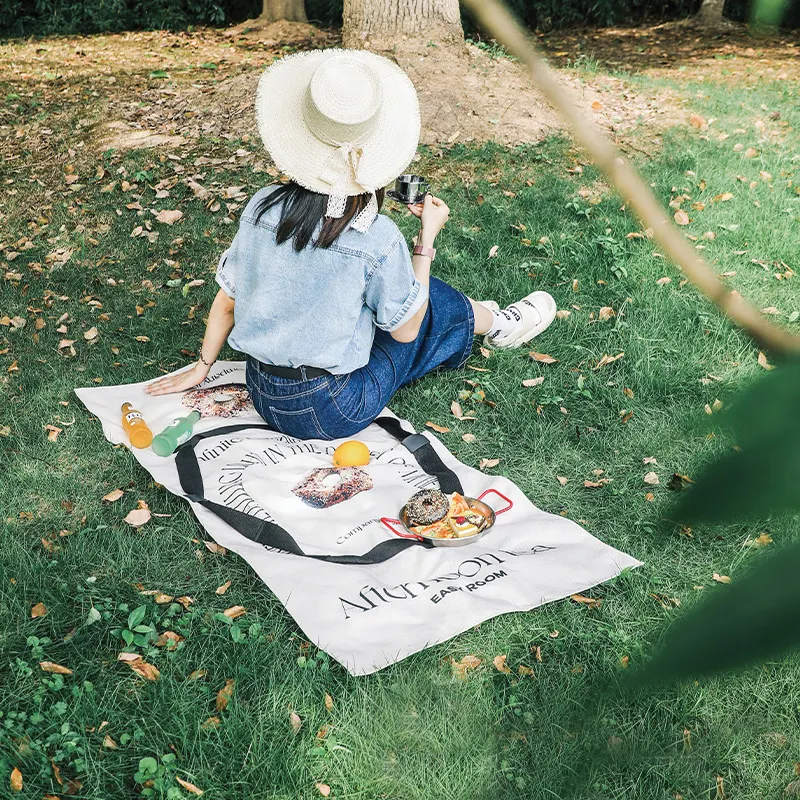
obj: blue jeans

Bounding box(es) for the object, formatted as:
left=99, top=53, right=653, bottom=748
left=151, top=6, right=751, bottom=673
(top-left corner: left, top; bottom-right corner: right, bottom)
left=246, top=277, right=475, bottom=440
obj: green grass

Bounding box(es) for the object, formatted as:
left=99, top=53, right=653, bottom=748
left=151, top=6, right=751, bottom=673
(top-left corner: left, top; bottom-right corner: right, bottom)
left=2, top=56, right=800, bottom=800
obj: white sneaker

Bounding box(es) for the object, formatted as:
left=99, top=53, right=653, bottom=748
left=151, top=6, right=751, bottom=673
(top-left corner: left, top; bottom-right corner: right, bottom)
left=484, top=291, right=557, bottom=349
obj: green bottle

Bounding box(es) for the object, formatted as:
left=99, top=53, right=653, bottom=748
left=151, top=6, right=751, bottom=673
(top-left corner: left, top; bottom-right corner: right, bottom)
left=151, top=411, right=201, bottom=457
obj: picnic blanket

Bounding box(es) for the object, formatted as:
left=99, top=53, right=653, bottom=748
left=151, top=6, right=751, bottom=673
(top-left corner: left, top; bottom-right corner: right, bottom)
left=77, top=361, right=641, bottom=675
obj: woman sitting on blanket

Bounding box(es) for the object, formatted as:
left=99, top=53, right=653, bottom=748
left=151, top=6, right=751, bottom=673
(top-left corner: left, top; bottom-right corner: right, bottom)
left=146, top=49, right=556, bottom=439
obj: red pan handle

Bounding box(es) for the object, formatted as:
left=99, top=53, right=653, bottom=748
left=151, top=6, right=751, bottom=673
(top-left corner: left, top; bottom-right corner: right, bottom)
left=381, top=517, right=424, bottom=541
left=477, top=488, right=514, bottom=515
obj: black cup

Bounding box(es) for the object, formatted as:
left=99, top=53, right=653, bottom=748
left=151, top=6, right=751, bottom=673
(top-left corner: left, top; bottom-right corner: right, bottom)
left=387, top=174, right=430, bottom=204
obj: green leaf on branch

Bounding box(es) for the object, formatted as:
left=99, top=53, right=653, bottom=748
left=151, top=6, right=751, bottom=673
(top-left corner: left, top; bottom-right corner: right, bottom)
left=637, top=541, right=800, bottom=685
left=674, top=358, right=800, bottom=522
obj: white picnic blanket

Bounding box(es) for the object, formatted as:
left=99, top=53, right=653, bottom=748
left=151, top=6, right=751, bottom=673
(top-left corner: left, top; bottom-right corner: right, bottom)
left=77, top=361, right=641, bottom=675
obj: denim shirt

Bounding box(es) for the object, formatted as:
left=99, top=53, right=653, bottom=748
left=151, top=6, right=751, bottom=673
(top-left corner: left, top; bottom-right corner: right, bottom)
left=215, top=186, right=428, bottom=375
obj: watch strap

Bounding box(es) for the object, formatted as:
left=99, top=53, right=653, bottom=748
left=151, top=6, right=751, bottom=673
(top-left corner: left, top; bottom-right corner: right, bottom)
left=412, top=245, right=436, bottom=261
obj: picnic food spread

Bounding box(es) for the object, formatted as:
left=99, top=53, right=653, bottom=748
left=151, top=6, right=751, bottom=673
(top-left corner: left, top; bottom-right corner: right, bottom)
left=405, top=489, right=490, bottom=539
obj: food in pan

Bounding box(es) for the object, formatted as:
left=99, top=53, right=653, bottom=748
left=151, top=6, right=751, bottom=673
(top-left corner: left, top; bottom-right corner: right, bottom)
left=407, top=491, right=490, bottom=539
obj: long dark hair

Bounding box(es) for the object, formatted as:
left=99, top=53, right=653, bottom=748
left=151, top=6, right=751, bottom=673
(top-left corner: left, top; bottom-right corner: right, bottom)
left=253, top=181, right=385, bottom=252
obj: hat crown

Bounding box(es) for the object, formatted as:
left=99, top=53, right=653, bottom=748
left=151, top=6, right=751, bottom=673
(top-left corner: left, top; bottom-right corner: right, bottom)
left=304, top=55, right=383, bottom=146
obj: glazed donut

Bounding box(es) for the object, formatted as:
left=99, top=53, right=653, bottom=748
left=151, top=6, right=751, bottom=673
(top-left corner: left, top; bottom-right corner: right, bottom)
left=181, top=383, right=253, bottom=418
left=405, top=489, right=451, bottom=526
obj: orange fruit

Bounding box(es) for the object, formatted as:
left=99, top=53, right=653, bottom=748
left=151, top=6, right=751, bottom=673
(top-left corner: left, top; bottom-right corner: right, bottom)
left=332, top=440, right=371, bottom=467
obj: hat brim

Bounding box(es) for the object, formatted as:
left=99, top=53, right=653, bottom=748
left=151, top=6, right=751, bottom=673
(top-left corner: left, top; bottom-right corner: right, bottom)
left=255, top=49, right=420, bottom=196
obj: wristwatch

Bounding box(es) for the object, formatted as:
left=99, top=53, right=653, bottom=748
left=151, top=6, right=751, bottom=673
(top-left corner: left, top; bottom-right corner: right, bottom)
left=412, top=245, right=436, bottom=261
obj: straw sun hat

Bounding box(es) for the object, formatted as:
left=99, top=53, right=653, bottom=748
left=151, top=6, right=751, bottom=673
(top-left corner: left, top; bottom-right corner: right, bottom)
left=255, top=48, right=420, bottom=232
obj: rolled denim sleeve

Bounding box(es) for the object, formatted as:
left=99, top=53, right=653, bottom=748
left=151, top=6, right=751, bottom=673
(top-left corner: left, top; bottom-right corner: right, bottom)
left=215, top=232, right=240, bottom=299
left=364, top=233, right=429, bottom=332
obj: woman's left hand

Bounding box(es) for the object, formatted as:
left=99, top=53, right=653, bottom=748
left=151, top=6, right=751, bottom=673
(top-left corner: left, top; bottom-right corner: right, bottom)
left=145, top=361, right=210, bottom=396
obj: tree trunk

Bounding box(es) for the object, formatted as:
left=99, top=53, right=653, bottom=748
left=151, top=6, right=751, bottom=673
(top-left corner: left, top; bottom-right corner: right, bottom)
left=696, top=0, right=726, bottom=24
left=342, top=0, right=463, bottom=51
left=260, top=0, right=307, bottom=23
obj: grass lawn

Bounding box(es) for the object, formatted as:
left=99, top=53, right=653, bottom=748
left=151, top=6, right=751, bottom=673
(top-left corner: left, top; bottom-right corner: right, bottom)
left=2, top=32, right=800, bottom=800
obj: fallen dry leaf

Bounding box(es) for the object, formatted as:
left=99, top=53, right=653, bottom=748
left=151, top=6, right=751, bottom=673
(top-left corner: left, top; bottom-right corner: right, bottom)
left=102, top=488, right=124, bottom=503
left=570, top=594, right=602, bottom=609
left=556, top=476, right=568, bottom=486
left=103, top=735, right=119, bottom=750
left=10, top=767, right=22, bottom=793
left=215, top=580, right=232, bottom=595
left=598, top=306, right=615, bottom=321
left=216, top=678, right=235, bottom=712
left=175, top=776, right=205, bottom=796
left=223, top=605, right=246, bottom=620
left=117, top=652, right=141, bottom=662
left=450, top=401, right=475, bottom=421
left=40, top=661, right=73, bottom=675
left=674, top=209, right=690, bottom=226
left=31, top=602, right=48, bottom=619
left=155, top=631, right=184, bottom=648
left=522, top=377, right=545, bottom=388
left=128, top=659, right=161, bottom=681
left=594, top=352, right=624, bottom=370
left=656, top=276, right=672, bottom=286
left=488, top=245, right=499, bottom=258
left=290, top=711, right=302, bottom=734
left=203, top=540, right=227, bottom=556
left=643, top=456, right=658, bottom=465
left=712, top=573, right=731, bottom=584
left=758, top=351, right=775, bottom=371
left=201, top=716, right=220, bottom=730
left=644, top=472, right=660, bottom=486
left=425, top=421, right=451, bottom=434
left=324, top=692, right=334, bottom=712
left=316, top=784, right=331, bottom=798
left=479, top=458, right=500, bottom=471
left=124, top=500, right=151, bottom=528
left=714, top=192, right=734, bottom=203
left=155, top=209, right=183, bottom=225
left=451, top=654, right=482, bottom=680
left=689, top=113, right=707, bottom=130
left=529, top=351, right=558, bottom=364
left=461, top=433, right=477, bottom=444
left=45, top=424, right=62, bottom=442
left=744, top=532, right=773, bottom=548
left=176, top=595, right=194, bottom=610
left=493, top=654, right=512, bottom=674
left=154, top=593, right=174, bottom=604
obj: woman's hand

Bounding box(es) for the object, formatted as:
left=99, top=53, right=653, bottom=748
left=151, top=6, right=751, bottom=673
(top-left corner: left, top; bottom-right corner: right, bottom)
left=407, top=194, right=449, bottom=241
left=145, top=361, right=210, bottom=397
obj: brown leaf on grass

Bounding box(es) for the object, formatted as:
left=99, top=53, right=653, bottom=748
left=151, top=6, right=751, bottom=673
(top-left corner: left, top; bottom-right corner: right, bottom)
left=584, top=480, right=604, bottom=488
left=570, top=594, right=602, bottom=609
left=315, top=784, right=331, bottom=798
left=488, top=245, right=499, bottom=258
left=216, top=678, right=235, bottom=712
left=187, top=669, right=207, bottom=681
left=714, top=192, right=734, bottom=203
left=529, top=351, right=558, bottom=364
left=555, top=309, right=571, bottom=319
left=522, top=377, right=544, bottom=388
left=83, top=326, right=98, bottom=342
left=203, top=540, right=227, bottom=556
left=40, top=661, right=73, bottom=675
left=103, top=735, right=119, bottom=750
left=10, top=767, right=22, bottom=793
left=493, top=654, right=512, bottom=674
left=425, top=421, right=451, bottom=433
left=689, top=113, right=707, bottom=130
left=450, top=401, right=475, bottom=421
left=556, top=476, right=568, bottom=485
left=45, top=424, right=62, bottom=442
left=324, top=693, right=334, bottom=712
left=643, top=472, right=660, bottom=486
left=154, top=593, right=174, bottom=604
left=124, top=500, right=151, bottom=528
left=175, top=776, right=205, bottom=796
left=102, top=488, right=124, bottom=503
left=673, top=209, right=690, bottom=226
left=645, top=491, right=655, bottom=502
left=31, top=602, right=48, bottom=619
left=290, top=711, right=302, bottom=734
left=223, top=605, right=246, bottom=620
left=623, top=387, right=634, bottom=399
left=712, top=573, right=731, bottom=584
left=128, top=659, right=161, bottom=681
left=461, top=433, right=477, bottom=444
left=155, top=631, right=184, bottom=648
left=135, top=335, right=150, bottom=342
left=598, top=306, right=615, bottom=321
left=593, top=352, right=624, bottom=370
left=215, top=580, right=232, bottom=595
left=451, top=654, right=482, bottom=680
left=117, top=652, right=141, bottom=662
left=744, top=532, right=773, bottom=548
left=517, top=664, right=535, bottom=677
left=155, top=209, right=183, bottom=225
left=176, top=596, right=194, bottom=610
left=479, top=458, right=500, bottom=471
left=201, top=716, right=220, bottom=730
left=758, top=351, right=775, bottom=370
left=656, top=276, right=672, bottom=286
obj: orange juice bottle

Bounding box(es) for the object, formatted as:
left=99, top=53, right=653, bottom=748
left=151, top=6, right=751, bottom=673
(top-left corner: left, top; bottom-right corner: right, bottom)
left=121, top=402, right=153, bottom=449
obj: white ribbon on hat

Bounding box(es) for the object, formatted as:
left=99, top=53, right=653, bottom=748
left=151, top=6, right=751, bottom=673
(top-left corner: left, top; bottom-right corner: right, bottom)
left=316, top=140, right=378, bottom=233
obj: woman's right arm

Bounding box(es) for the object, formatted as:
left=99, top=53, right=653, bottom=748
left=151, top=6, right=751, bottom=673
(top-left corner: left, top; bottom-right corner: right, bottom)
left=145, top=288, right=235, bottom=396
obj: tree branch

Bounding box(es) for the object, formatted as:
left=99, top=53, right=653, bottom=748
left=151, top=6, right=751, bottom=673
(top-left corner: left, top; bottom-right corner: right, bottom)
left=462, top=0, right=800, bottom=355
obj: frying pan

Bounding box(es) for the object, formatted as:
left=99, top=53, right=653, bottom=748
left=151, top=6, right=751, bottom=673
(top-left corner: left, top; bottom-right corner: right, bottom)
left=380, top=488, right=513, bottom=548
